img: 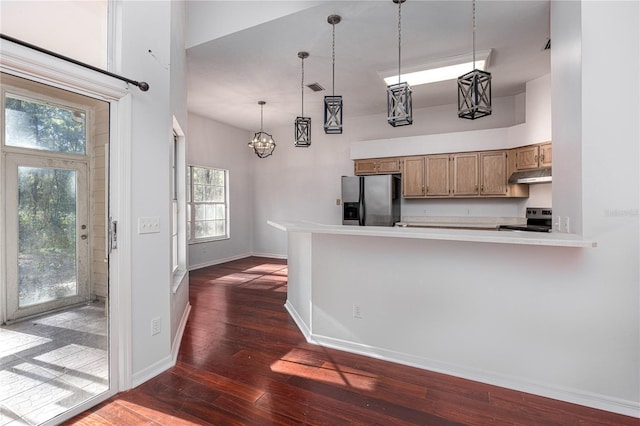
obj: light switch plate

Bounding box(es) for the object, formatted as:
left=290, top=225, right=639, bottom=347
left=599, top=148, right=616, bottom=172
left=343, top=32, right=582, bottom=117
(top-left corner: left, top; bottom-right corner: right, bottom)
left=138, top=216, right=160, bottom=234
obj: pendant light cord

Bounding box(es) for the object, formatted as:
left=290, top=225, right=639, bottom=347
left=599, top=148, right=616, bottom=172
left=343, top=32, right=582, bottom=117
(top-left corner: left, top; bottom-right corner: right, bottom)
left=472, top=0, right=476, bottom=69
left=398, top=0, right=402, bottom=84
left=260, top=104, right=264, bottom=131
left=301, top=56, right=305, bottom=117
left=332, top=22, right=336, bottom=97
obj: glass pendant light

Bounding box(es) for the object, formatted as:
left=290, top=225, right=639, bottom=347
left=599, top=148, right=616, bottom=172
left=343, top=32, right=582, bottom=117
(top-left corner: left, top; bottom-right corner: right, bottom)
left=295, top=51, right=312, bottom=147
left=248, top=101, right=276, bottom=158
left=324, top=14, right=343, bottom=134
left=387, top=0, right=412, bottom=127
left=457, top=0, right=492, bottom=119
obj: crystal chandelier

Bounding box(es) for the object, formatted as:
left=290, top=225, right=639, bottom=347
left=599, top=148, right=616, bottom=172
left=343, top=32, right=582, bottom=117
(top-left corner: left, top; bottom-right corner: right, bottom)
left=324, top=14, right=343, bottom=134
left=295, top=51, right=312, bottom=147
left=457, top=0, right=492, bottom=119
left=248, top=101, right=276, bottom=158
left=387, top=0, right=412, bottom=127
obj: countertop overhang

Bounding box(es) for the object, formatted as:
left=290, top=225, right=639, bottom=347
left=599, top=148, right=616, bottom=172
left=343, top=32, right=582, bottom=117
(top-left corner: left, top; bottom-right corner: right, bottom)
left=268, top=220, right=597, bottom=248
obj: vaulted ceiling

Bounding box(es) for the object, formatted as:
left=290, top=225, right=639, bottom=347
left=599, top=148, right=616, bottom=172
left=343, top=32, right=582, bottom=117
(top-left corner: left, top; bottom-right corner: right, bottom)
left=186, top=1, right=550, bottom=131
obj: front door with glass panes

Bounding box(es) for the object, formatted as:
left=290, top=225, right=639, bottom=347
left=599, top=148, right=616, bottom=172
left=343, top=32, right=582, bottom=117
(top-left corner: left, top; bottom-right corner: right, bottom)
left=2, top=89, right=91, bottom=321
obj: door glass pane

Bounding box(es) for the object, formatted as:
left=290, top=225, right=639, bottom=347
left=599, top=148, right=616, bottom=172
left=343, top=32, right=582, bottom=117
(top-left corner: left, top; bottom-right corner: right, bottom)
left=5, top=94, right=87, bottom=155
left=18, top=166, right=78, bottom=307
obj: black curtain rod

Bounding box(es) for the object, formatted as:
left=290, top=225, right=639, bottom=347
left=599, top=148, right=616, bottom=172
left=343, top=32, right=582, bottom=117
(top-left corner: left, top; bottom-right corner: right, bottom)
left=1, top=33, right=149, bottom=92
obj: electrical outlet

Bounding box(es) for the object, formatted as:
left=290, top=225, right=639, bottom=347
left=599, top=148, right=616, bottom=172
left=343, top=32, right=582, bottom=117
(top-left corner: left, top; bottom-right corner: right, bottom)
left=564, top=216, right=570, bottom=233
left=151, top=317, right=161, bottom=335
left=138, top=216, right=160, bottom=234
left=336, top=198, right=341, bottom=206
left=353, top=303, right=362, bottom=319
left=556, top=215, right=562, bottom=231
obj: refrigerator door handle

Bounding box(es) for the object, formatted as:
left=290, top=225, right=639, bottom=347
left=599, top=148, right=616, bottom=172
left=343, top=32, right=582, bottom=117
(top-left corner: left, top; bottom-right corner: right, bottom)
left=359, top=176, right=365, bottom=226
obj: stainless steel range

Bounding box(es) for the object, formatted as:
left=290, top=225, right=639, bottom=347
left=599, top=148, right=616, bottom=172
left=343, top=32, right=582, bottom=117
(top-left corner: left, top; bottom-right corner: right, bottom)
left=499, top=208, right=553, bottom=232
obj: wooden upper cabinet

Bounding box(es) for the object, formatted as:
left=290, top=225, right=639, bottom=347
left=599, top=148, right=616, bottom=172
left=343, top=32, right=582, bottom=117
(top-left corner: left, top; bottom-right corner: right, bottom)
left=377, top=158, right=401, bottom=173
left=451, top=153, right=478, bottom=196
left=402, top=157, right=425, bottom=197
left=480, top=151, right=508, bottom=195
left=354, top=159, right=377, bottom=174
left=515, top=145, right=540, bottom=170
left=515, top=142, right=552, bottom=170
left=353, top=144, right=542, bottom=199
left=425, top=155, right=450, bottom=196
left=354, top=158, right=401, bottom=175
left=539, top=142, right=552, bottom=167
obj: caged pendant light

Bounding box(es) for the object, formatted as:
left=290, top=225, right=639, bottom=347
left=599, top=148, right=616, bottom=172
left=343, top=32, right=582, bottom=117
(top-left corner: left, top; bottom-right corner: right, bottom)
left=457, top=0, right=492, bottom=119
left=324, top=14, right=343, bottom=134
left=248, top=101, right=276, bottom=158
left=387, top=0, right=412, bottom=127
left=295, top=51, right=312, bottom=147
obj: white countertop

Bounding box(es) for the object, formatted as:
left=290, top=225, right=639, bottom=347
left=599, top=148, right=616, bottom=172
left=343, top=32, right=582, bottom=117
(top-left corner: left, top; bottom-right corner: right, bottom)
left=267, top=220, right=597, bottom=248
left=397, top=215, right=525, bottom=229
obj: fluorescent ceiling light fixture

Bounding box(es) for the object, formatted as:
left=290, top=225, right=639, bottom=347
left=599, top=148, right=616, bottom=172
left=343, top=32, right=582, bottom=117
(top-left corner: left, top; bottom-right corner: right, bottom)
left=383, top=49, right=491, bottom=86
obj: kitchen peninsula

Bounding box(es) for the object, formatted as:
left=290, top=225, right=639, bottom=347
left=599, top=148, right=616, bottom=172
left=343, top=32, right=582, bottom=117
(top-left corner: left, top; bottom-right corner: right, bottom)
left=268, top=219, right=601, bottom=412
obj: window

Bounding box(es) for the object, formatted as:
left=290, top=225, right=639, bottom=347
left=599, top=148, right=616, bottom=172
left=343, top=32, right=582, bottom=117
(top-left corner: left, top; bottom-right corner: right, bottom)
left=187, top=166, right=228, bottom=242
left=171, top=133, right=178, bottom=272
left=5, top=93, right=87, bottom=155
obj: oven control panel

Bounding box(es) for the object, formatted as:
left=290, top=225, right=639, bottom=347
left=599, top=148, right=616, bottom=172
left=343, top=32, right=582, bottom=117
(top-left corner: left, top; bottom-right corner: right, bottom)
left=526, top=208, right=552, bottom=219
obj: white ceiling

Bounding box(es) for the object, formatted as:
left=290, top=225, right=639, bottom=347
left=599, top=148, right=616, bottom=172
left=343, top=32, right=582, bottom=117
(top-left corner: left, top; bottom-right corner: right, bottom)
left=186, top=1, right=550, bottom=131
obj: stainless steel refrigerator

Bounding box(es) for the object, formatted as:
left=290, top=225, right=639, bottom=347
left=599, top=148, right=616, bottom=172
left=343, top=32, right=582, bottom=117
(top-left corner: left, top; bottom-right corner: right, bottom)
left=341, top=175, right=401, bottom=226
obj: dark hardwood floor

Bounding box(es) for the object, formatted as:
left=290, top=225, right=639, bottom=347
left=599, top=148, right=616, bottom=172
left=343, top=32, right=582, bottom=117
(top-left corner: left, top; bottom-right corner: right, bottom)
left=66, top=257, right=637, bottom=425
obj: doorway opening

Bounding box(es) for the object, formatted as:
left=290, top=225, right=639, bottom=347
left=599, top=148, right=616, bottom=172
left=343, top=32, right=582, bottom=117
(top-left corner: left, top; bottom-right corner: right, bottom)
left=1, top=72, right=111, bottom=424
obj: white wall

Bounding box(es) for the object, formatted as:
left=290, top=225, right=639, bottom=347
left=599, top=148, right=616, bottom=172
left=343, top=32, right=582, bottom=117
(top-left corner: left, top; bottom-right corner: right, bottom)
left=251, top=118, right=354, bottom=257
left=185, top=1, right=323, bottom=48
left=0, top=1, right=108, bottom=68
left=187, top=114, right=254, bottom=268
left=551, top=0, right=583, bottom=235
left=117, top=0, right=175, bottom=383
left=169, top=0, right=190, bottom=356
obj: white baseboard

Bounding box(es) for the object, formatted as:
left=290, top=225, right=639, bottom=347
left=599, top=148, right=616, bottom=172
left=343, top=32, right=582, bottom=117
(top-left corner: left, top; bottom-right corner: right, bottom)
left=188, top=252, right=252, bottom=271
left=309, top=333, right=640, bottom=418
left=132, top=303, right=191, bottom=388
left=251, top=252, right=287, bottom=260
left=284, top=300, right=311, bottom=342
left=131, top=354, right=174, bottom=388
left=188, top=252, right=288, bottom=271
left=171, top=303, right=191, bottom=364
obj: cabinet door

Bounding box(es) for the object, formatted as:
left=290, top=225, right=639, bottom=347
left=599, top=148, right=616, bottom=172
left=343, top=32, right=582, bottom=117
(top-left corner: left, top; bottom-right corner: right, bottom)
left=515, top=145, right=540, bottom=170
left=451, top=153, right=479, bottom=196
left=539, top=143, right=552, bottom=167
left=402, top=157, right=425, bottom=197
left=377, top=158, right=401, bottom=174
left=354, top=159, right=377, bottom=175
left=425, top=155, right=450, bottom=196
left=480, top=151, right=507, bottom=195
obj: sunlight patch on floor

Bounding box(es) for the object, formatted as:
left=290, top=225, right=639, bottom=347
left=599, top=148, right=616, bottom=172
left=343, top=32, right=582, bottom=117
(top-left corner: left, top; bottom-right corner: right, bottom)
left=270, top=358, right=378, bottom=391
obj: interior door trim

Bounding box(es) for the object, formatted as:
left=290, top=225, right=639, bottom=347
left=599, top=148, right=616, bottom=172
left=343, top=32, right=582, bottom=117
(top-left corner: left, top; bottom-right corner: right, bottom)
left=1, top=37, right=135, bottom=423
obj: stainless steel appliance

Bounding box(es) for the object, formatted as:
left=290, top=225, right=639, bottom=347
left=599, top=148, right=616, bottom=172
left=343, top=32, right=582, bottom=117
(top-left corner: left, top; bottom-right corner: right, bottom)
left=499, top=207, right=553, bottom=232
left=508, top=167, right=552, bottom=184
left=341, top=175, right=401, bottom=226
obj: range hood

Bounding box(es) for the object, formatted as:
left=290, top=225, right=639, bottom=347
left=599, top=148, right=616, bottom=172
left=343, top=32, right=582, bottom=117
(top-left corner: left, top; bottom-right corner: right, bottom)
left=508, top=167, right=552, bottom=184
